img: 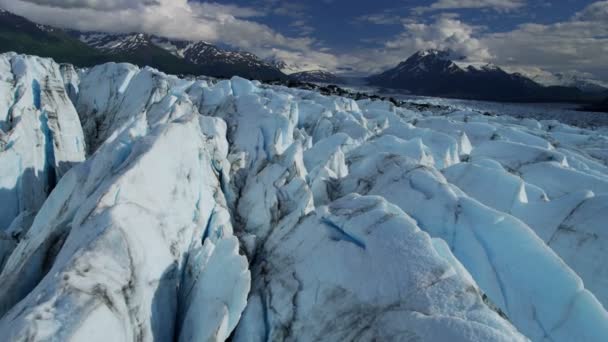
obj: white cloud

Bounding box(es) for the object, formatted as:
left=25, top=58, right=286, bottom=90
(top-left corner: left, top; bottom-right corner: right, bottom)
left=385, top=16, right=492, bottom=62
left=355, top=12, right=403, bottom=25
left=483, top=1, right=608, bottom=80
left=345, top=1, right=608, bottom=82
left=1, top=0, right=606, bottom=81
left=573, top=0, right=608, bottom=21
left=415, top=0, right=526, bottom=13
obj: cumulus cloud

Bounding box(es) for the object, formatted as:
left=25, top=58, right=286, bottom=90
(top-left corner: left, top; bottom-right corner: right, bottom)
left=347, top=1, right=608, bottom=81
left=415, top=0, right=526, bottom=13
left=1, top=0, right=606, bottom=80
left=483, top=1, right=608, bottom=80
left=385, top=16, right=492, bottom=62
left=573, top=0, right=608, bottom=21
left=329, top=16, right=493, bottom=76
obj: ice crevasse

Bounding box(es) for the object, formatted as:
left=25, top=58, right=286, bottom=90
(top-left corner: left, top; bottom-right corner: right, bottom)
left=0, top=53, right=607, bottom=341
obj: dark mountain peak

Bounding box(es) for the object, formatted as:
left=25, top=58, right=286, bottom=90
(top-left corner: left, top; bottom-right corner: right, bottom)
left=387, top=49, right=465, bottom=78
left=405, top=49, right=467, bottom=65
left=0, top=8, right=34, bottom=26
left=0, top=9, right=60, bottom=35
left=368, top=49, right=586, bottom=102
left=375, top=49, right=513, bottom=82
left=409, top=49, right=461, bottom=61
left=464, top=63, right=500, bottom=72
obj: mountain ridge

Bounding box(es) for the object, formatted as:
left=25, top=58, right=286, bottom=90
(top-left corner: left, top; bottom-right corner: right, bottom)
left=1, top=8, right=604, bottom=102
left=74, top=31, right=286, bottom=80
left=368, top=49, right=598, bottom=103
left=0, top=9, right=286, bottom=80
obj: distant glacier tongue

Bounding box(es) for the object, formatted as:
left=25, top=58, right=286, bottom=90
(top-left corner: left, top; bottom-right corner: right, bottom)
left=0, top=53, right=607, bottom=341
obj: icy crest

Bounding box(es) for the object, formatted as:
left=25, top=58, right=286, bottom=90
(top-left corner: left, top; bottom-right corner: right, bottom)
left=1, top=53, right=608, bottom=341
left=0, top=54, right=85, bottom=270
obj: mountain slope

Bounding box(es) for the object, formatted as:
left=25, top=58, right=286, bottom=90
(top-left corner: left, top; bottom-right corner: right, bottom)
left=368, top=50, right=586, bottom=102
left=74, top=32, right=203, bottom=75
left=151, top=37, right=285, bottom=80
left=76, top=32, right=286, bottom=80
left=0, top=9, right=109, bottom=67
left=0, top=9, right=285, bottom=80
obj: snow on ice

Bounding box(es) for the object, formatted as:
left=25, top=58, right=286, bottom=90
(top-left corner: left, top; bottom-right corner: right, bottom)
left=0, top=53, right=607, bottom=341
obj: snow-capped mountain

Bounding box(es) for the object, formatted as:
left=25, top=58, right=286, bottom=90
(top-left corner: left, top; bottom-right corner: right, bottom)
left=288, top=69, right=344, bottom=84
left=75, top=32, right=286, bottom=80
left=78, top=32, right=150, bottom=52
left=522, top=70, right=608, bottom=94
left=385, top=49, right=465, bottom=76
left=152, top=37, right=284, bottom=76
left=0, top=9, right=285, bottom=81
left=2, top=52, right=608, bottom=341
left=369, top=49, right=586, bottom=102
left=77, top=32, right=282, bottom=73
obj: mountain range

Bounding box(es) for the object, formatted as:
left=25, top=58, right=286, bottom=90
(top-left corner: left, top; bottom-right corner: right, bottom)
left=0, top=9, right=285, bottom=80
left=74, top=32, right=286, bottom=80
left=1, top=8, right=606, bottom=104
left=367, top=50, right=605, bottom=103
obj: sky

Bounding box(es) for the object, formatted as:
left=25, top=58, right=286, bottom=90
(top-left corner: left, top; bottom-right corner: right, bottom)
left=1, top=0, right=607, bottom=80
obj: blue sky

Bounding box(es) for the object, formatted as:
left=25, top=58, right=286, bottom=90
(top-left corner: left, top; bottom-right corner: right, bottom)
left=2, top=0, right=607, bottom=80
left=218, top=0, right=594, bottom=53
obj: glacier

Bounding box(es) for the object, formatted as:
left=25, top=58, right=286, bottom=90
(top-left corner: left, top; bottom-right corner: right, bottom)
left=0, top=53, right=607, bottom=341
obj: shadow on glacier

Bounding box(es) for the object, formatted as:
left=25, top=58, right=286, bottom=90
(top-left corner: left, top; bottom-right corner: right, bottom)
left=150, top=262, right=181, bottom=341
left=0, top=162, right=80, bottom=294
left=0, top=105, right=24, bottom=134
left=0, top=162, right=80, bottom=233
left=0, top=168, right=47, bottom=234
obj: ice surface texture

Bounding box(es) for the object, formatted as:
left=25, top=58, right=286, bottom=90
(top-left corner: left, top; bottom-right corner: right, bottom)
left=1, top=53, right=607, bottom=341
